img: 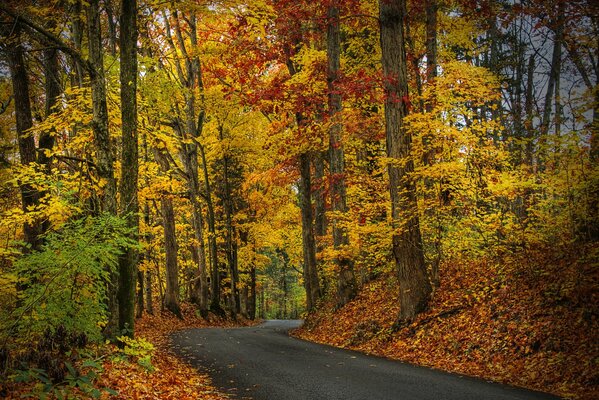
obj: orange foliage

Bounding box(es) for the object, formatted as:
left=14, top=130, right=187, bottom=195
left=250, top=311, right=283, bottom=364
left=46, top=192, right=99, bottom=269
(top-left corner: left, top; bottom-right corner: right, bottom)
left=96, top=304, right=257, bottom=399
left=295, top=245, right=599, bottom=400
left=3, top=304, right=257, bottom=399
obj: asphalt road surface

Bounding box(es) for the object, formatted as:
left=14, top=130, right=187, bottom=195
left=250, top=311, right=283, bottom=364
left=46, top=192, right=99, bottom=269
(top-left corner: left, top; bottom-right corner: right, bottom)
left=171, top=320, right=559, bottom=400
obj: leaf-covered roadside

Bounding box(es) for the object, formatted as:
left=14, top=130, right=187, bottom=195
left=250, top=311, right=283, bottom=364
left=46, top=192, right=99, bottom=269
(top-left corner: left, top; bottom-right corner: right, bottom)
left=294, top=244, right=598, bottom=400
left=3, top=304, right=255, bottom=399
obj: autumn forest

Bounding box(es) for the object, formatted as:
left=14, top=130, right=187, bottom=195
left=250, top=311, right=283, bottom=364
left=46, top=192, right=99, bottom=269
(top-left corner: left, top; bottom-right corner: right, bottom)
left=0, top=0, right=597, bottom=398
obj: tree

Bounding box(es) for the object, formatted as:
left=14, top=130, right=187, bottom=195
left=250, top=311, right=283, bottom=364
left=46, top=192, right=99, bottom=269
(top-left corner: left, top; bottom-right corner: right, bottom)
left=4, top=24, right=42, bottom=252
left=153, top=147, right=182, bottom=318
left=379, top=0, right=431, bottom=324
left=118, top=0, right=139, bottom=337
left=327, top=1, right=356, bottom=307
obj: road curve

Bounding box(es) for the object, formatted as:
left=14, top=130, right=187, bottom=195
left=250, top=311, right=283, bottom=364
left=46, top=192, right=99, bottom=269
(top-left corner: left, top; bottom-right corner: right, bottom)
left=170, top=320, right=559, bottom=400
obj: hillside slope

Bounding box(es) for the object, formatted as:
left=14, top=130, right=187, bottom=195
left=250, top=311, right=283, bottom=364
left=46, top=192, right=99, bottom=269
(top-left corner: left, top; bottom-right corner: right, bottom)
left=294, top=246, right=598, bottom=399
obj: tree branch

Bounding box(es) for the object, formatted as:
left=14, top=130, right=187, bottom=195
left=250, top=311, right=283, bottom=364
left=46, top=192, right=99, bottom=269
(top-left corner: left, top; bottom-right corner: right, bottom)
left=0, top=4, right=96, bottom=78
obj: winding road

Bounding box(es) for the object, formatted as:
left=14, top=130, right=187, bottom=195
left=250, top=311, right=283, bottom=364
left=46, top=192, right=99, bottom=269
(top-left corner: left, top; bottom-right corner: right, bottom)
left=171, top=320, right=559, bottom=400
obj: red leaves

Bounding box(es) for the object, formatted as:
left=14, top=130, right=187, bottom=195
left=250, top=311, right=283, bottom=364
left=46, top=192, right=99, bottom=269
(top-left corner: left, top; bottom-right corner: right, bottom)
left=294, top=249, right=599, bottom=400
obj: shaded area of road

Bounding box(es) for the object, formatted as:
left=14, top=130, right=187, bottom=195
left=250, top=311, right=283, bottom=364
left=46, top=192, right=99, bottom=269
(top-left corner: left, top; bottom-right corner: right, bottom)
left=171, top=320, right=559, bottom=400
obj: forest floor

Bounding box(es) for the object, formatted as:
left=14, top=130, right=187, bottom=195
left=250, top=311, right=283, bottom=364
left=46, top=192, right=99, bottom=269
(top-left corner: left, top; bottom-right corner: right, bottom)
left=294, top=244, right=599, bottom=400
left=3, top=303, right=255, bottom=399
left=96, top=304, right=257, bottom=399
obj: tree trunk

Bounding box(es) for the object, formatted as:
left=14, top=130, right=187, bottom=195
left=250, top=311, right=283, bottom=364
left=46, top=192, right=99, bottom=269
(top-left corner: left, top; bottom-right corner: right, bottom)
left=524, top=55, right=535, bottom=167
left=327, top=3, right=356, bottom=307
left=299, top=152, right=321, bottom=311
left=221, top=149, right=240, bottom=314
left=379, top=0, right=432, bottom=324
left=199, top=143, right=222, bottom=314
left=249, top=263, right=256, bottom=320
left=87, top=0, right=119, bottom=339
left=145, top=267, right=154, bottom=315
left=40, top=46, right=59, bottom=171
left=162, top=193, right=182, bottom=318
left=539, top=1, right=564, bottom=171
left=136, top=270, right=144, bottom=318
left=118, top=0, right=139, bottom=336
left=6, top=28, right=42, bottom=253
left=425, top=0, right=438, bottom=84
left=153, top=148, right=182, bottom=317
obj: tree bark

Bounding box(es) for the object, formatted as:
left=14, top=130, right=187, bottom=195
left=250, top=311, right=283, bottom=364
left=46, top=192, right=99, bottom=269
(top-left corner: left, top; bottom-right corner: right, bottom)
left=86, top=0, right=119, bottom=338
left=299, top=152, right=321, bottom=311
left=379, top=0, right=431, bottom=324
left=40, top=46, right=60, bottom=170
left=160, top=186, right=182, bottom=318
left=6, top=28, right=42, bottom=252
left=118, top=0, right=139, bottom=336
left=327, top=3, right=356, bottom=307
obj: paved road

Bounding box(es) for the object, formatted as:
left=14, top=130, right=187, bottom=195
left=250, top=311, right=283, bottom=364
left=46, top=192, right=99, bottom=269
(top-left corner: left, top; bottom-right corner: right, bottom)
left=171, top=320, right=559, bottom=400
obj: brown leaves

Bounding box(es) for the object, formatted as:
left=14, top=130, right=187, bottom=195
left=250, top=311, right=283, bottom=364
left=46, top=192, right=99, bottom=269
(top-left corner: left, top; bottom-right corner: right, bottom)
left=294, top=248, right=599, bottom=400
left=97, top=304, right=255, bottom=399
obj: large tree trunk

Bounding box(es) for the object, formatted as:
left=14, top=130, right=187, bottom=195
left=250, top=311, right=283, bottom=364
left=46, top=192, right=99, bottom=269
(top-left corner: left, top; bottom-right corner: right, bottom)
left=87, top=0, right=119, bottom=338
left=6, top=28, right=42, bottom=253
left=327, top=3, right=356, bottom=307
left=161, top=194, right=182, bottom=318
left=118, top=0, right=139, bottom=337
left=379, top=0, right=431, bottom=324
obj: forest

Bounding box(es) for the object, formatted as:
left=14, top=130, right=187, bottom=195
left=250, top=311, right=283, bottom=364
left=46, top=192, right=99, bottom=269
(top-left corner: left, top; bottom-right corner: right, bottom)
left=0, top=0, right=597, bottom=398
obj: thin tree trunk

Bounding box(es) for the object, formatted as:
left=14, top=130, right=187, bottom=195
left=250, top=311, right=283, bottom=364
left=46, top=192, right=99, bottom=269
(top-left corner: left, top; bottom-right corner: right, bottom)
left=153, top=148, right=182, bottom=318
left=199, top=143, right=222, bottom=314
left=104, top=0, right=118, bottom=57
left=313, top=151, right=327, bottom=292
left=525, top=55, right=535, bottom=167
left=379, top=0, right=431, bottom=324
left=299, top=152, right=321, bottom=311
left=70, top=0, right=84, bottom=88
left=221, top=147, right=240, bottom=314
left=145, top=267, right=154, bottom=315
left=118, top=0, right=139, bottom=336
left=539, top=1, right=564, bottom=171
left=327, top=3, right=356, bottom=307
left=313, top=152, right=327, bottom=240
left=249, top=263, right=256, bottom=320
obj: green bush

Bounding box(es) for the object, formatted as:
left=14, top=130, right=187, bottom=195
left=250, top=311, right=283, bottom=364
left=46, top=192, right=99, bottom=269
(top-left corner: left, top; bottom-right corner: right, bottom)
left=2, top=213, right=138, bottom=346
